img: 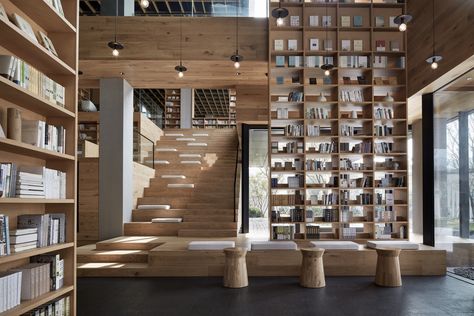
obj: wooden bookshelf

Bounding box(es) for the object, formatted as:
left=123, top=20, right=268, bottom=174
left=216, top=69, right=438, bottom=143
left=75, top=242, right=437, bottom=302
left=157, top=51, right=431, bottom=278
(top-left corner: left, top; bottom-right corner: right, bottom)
left=192, top=89, right=237, bottom=129
left=268, top=0, right=408, bottom=242
left=0, top=0, right=78, bottom=315
left=164, top=89, right=181, bottom=128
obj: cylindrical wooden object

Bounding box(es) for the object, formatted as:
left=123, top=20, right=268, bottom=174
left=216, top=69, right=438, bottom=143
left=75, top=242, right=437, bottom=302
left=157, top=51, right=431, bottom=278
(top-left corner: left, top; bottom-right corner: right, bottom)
left=223, top=247, right=248, bottom=288
left=7, top=107, right=21, bottom=141
left=375, top=248, right=402, bottom=287
left=300, top=248, right=325, bottom=288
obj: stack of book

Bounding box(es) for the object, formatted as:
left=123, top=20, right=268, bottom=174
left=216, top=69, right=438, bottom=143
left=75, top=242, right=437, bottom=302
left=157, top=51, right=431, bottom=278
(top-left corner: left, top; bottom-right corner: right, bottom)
left=290, top=208, right=304, bottom=222
left=356, top=193, right=373, bottom=205
left=25, top=296, right=70, bottom=316
left=0, top=55, right=66, bottom=107
left=375, top=223, right=393, bottom=239
left=0, top=163, right=18, bottom=198
left=306, top=108, right=330, bottom=119
left=0, top=214, right=10, bottom=256
left=22, top=120, right=66, bottom=154
left=306, top=225, right=320, bottom=239
left=374, top=124, right=393, bottom=136
left=0, top=271, right=22, bottom=313
left=9, top=228, right=38, bottom=253
left=32, top=254, right=64, bottom=291
left=374, top=107, right=394, bottom=119
left=16, top=166, right=67, bottom=199
left=272, top=226, right=295, bottom=240
left=323, top=208, right=339, bottom=222
left=288, top=91, right=304, bottom=102
left=285, top=124, right=304, bottom=136
left=340, top=89, right=365, bottom=102
left=17, top=213, right=66, bottom=248
left=11, top=263, right=50, bottom=300
left=341, top=225, right=357, bottom=240
left=374, top=142, right=393, bottom=153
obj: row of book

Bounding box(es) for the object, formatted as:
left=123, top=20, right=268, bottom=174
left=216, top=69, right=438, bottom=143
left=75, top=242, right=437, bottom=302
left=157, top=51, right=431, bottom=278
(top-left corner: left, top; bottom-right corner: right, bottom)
left=271, top=192, right=305, bottom=206
left=374, top=142, right=393, bottom=153
left=0, top=213, right=66, bottom=256
left=272, top=160, right=303, bottom=171
left=377, top=174, right=405, bottom=187
left=374, top=206, right=396, bottom=222
left=25, top=296, right=70, bottom=316
left=288, top=91, right=304, bottom=102
left=375, top=191, right=395, bottom=205
left=275, top=108, right=289, bottom=119
left=340, top=192, right=373, bottom=205
left=309, top=193, right=339, bottom=206
left=306, top=125, right=332, bottom=137
left=0, top=56, right=66, bottom=107
left=0, top=164, right=67, bottom=199
left=272, top=226, right=295, bottom=240
left=272, top=141, right=305, bottom=154
left=308, top=142, right=337, bottom=154
left=340, top=140, right=372, bottom=153
left=341, top=226, right=357, bottom=240
left=274, top=55, right=404, bottom=69
left=306, top=159, right=333, bottom=171
left=284, top=124, right=304, bottom=136
left=340, top=89, right=365, bottom=102
left=340, top=175, right=373, bottom=188
left=339, top=158, right=367, bottom=170
left=374, top=107, right=394, bottom=119
left=22, top=120, right=67, bottom=154
left=306, top=108, right=331, bottom=119
left=374, top=124, right=393, bottom=136
left=340, top=125, right=364, bottom=136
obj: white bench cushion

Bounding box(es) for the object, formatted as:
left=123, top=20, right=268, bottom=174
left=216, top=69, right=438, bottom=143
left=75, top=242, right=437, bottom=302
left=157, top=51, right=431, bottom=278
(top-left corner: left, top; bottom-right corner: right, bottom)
left=188, top=241, right=235, bottom=250
left=311, top=241, right=360, bottom=250
left=151, top=218, right=182, bottom=223
left=251, top=241, right=297, bottom=251
left=366, top=240, right=419, bottom=250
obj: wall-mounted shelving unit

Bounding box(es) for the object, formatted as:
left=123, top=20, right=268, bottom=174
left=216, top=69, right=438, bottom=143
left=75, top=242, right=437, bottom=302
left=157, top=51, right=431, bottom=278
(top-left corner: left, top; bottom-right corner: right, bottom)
left=268, top=0, right=408, bottom=241
left=164, top=89, right=181, bottom=128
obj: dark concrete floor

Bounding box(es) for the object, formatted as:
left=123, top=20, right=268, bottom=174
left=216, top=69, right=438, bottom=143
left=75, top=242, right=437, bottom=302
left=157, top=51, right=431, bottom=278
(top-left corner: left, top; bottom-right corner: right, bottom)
left=78, top=276, right=474, bottom=316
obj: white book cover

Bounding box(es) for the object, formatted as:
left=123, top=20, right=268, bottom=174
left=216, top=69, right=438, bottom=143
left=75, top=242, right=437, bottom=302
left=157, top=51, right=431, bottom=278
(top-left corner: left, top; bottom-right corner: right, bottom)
left=10, top=233, right=37, bottom=244
left=9, top=228, right=38, bottom=236
left=290, top=15, right=300, bottom=27
left=353, top=40, right=363, bottom=52
left=341, top=40, right=351, bottom=51
left=274, top=39, right=284, bottom=51
left=309, top=38, right=319, bottom=51
left=324, top=39, right=333, bottom=51
left=389, top=16, right=397, bottom=28
left=309, top=15, right=319, bottom=27
left=341, top=16, right=350, bottom=27
left=288, top=39, right=298, bottom=51
left=322, top=15, right=332, bottom=27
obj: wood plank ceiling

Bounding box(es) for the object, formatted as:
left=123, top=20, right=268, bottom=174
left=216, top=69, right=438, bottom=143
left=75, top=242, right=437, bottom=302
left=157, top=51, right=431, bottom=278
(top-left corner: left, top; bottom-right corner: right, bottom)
left=80, top=0, right=240, bottom=16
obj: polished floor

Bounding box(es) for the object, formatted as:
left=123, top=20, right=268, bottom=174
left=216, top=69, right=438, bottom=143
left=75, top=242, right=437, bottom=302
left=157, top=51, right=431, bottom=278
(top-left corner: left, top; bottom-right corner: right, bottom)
left=78, top=276, right=474, bottom=316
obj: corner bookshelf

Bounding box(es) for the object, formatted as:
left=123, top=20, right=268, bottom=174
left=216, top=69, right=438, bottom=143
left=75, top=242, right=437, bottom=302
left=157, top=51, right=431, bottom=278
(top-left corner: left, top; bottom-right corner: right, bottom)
left=268, top=0, right=408, bottom=242
left=164, top=89, right=181, bottom=128
left=0, top=0, right=77, bottom=315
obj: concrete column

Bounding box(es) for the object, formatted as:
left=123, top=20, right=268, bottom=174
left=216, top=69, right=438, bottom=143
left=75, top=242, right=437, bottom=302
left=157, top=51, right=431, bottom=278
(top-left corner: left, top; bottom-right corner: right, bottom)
left=101, top=0, right=135, bottom=16
left=412, top=119, right=423, bottom=235
left=458, top=111, right=470, bottom=239
left=180, top=88, right=194, bottom=129
left=99, top=78, right=134, bottom=240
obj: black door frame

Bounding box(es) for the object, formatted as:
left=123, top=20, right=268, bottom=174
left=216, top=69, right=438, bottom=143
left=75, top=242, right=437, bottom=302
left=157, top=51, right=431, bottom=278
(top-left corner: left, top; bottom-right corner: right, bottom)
left=241, top=124, right=268, bottom=234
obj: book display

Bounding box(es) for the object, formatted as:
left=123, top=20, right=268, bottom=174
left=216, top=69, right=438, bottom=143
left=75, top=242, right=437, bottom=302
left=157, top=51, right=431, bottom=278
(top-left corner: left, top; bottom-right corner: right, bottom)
left=0, top=0, right=77, bottom=314
left=164, top=89, right=181, bottom=128
left=269, top=0, right=408, bottom=241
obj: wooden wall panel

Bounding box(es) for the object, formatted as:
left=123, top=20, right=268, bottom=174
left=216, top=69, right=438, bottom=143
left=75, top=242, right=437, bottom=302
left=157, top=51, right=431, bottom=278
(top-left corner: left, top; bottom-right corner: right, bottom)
left=236, top=85, right=269, bottom=123
left=407, top=0, right=474, bottom=96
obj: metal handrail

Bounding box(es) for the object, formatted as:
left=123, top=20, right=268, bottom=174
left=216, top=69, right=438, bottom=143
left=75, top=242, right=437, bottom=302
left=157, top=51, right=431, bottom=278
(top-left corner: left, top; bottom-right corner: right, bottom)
left=133, top=129, right=155, bottom=169
left=233, top=140, right=239, bottom=223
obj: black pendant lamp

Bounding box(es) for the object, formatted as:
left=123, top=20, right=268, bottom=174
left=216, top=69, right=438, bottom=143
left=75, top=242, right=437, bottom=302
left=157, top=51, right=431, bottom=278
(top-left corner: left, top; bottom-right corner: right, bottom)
left=426, top=0, right=442, bottom=69
left=175, top=16, right=187, bottom=78
left=108, top=0, right=124, bottom=57
left=272, top=0, right=289, bottom=27
left=321, top=1, right=333, bottom=76
left=230, top=0, right=243, bottom=69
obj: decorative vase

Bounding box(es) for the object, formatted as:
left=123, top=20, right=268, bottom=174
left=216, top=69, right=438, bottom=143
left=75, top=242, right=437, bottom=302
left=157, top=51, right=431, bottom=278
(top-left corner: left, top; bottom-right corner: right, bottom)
left=383, top=93, right=394, bottom=102
left=81, top=100, right=98, bottom=112
left=316, top=92, right=327, bottom=102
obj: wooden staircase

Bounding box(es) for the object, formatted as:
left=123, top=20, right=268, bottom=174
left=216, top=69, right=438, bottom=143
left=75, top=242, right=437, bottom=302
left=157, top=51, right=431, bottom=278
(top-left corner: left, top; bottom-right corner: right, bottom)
left=124, top=128, right=239, bottom=238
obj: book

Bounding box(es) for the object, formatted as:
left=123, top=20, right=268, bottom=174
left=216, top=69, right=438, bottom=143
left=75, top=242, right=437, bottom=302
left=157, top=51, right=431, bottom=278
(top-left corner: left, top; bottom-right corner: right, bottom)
left=341, top=16, right=350, bottom=27
left=0, top=215, right=10, bottom=256
left=309, top=15, right=319, bottom=27
left=0, top=3, right=7, bottom=22
left=324, top=39, right=333, bottom=51
left=353, top=40, right=363, bottom=51
left=376, top=40, right=386, bottom=52
left=353, top=15, right=363, bottom=27
left=11, top=263, right=50, bottom=300
left=288, top=39, right=298, bottom=51
left=12, top=14, right=39, bottom=43
left=389, top=16, right=397, bottom=28
left=290, top=16, right=300, bottom=27
left=9, top=233, right=37, bottom=244
left=373, top=56, right=388, bottom=68
left=0, top=271, right=22, bottom=313
left=322, top=15, right=332, bottom=27
left=274, top=39, right=284, bottom=51
left=390, top=41, right=400, bottom=52
left=375, top=16, right=385, bottom=27
left=309, top=38, right=319, bottom=51
left=276, top=76, right=284, bottom=85
left=341, top=40, right=351, bottom=51
left=32, top=254, right=64, bottom=291
left=275, top=56, right=285, bottom=67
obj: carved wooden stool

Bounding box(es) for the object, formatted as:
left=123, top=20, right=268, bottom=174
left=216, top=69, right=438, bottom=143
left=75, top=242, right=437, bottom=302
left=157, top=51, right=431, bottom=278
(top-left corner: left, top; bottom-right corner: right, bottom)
left=375, top=248, right=402, bottom=287
left=223, top=247, right=248, bottom=288
left=300, top=248, right=326, bottom=288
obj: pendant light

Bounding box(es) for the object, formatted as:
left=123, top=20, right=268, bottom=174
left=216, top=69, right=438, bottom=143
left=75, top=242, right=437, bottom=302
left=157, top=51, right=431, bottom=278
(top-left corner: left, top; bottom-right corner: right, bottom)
left=320, top=1, right=333, bottom=77
left=107, top=0, right=124, bottom=57
left=175, top=16, right=187, bottom=78
left=271, top=1, right=289, bottom=27
left=230, top=0, right=243, bottom=69
left=426, top=0, right=442, bottom=69
left=394, top=14, right=412, bottom=32
left=139, top=0, right=149, bottom=9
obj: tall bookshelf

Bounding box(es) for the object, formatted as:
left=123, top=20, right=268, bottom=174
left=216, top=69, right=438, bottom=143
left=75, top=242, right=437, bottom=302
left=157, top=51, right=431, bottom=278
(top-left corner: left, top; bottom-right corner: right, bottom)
left=164, top=89, right=181, bottom=128
left=269, top=0, right=408, bottom=242
left=0, top=0, right=78, bottom=315
left=192, top=89, right=237, bottom=129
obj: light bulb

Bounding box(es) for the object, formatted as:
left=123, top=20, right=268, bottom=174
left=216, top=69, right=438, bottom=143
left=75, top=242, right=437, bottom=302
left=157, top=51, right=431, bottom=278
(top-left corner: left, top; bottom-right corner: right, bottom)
left=178, top=71, right=184, bottom=78
left=112, top=48, right=119, bottom=57
left=276, top=17, right=284, bottom=26
left=324, top=69, right=330, bottom=77
left=234, top=61, right=240, bottom=69
left=398, top=23, right=407, bottom=32
left=140, top=0, right=149, bottom=8
left=431, top=61, right=438, bottom=69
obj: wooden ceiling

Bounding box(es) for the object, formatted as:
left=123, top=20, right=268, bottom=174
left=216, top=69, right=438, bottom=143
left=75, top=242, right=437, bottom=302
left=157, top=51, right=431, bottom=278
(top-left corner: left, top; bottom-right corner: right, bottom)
left=80, top=0, right=241, bottom=16
left=79, top=16, right=268, bottom=88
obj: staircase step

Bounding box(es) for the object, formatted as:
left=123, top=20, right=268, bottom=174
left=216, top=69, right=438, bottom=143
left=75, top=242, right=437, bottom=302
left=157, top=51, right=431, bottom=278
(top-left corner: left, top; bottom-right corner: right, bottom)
left=187, top=143, right=208, bottom=147
left=151, top=218, right=183, bottom=223
left=180, top=161, right=201, bottom=164
left=176, top=138, right=196, bottom=141
left=179, top=154, right=201, bottom=158
left=152, top=160, right=170, bottom=164
left=132, top=209, right=234, bottom=222
left=156, top=148, right=178, bottom=152
left=96, top=236, right=164, bottom=251
left=137, top=204, right=171, bottom=210
left=178, top=229, right=237, bottom=238
left=167, top=184, right=195, bottom=188
left=124, top=222, right=237, bottom=236
left=77, top=245, right=148, bottom=263
left=165, top=133, right=184, bottom=137
left=192, top=133, right=209, bottom=137
left=161, top=175, right=186, bottom=179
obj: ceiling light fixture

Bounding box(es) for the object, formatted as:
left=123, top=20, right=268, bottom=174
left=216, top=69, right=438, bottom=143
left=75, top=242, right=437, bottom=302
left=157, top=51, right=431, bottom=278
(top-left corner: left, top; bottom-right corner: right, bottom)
left=175, top=16, right=187, bottom=78
left=394, top=14, right=412, bottom=32
left=139, top=0, right=149, bottom=8
left=426, top=0, right=442, bottom=69
left=230, top=0, right=243, bottom=69
left=320, top=1, right=333, bottom=77
left=271, top=1, right=289, bottom=27
left=107, top=0, right=124, bottom=57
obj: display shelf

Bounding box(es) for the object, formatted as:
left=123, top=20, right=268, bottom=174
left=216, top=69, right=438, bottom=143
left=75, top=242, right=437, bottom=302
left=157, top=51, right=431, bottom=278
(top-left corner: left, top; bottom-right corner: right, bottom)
left=0, top=242, right=74, bottom=265
left=0, top=198, right=75, bottom=204
left=0, top=137, right=75, bottom=160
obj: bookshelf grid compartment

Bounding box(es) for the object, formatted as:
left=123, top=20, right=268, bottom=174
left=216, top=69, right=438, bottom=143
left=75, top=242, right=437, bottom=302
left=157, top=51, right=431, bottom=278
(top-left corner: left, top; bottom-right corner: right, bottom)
left=268, top=0, right=408, bottom=242
left=164, top=89, right=181, bottom=129
left=0, top=0, right=78, bottom=315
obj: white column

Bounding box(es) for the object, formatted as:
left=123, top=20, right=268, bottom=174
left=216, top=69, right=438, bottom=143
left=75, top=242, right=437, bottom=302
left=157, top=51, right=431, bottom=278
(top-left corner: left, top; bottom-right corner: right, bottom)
left=180, top=88, right=193, bottom=129
left=99, top=78, right=134, bottom=240
left=412, top=119, right=423, bottom=235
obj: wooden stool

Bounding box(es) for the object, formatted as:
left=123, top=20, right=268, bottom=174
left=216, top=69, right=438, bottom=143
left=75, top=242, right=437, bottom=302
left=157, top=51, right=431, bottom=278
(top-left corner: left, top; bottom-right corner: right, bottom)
left=300, top=248, right=325, bottom=288
left=223, top=247, right=248, bottom=288
left=375, top=248, right=402, bottom=287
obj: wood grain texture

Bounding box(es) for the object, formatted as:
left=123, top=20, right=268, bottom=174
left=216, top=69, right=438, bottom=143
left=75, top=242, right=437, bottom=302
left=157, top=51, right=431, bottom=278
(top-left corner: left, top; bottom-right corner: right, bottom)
left=407, top=0, right=474, bottom=96
left=374, top=248, right=402, bottom=287
left=236, top=85, right=269, bottom=123
left=300, top=248, right=326, bottom=288
left=223, top=247, right=248, bottom=288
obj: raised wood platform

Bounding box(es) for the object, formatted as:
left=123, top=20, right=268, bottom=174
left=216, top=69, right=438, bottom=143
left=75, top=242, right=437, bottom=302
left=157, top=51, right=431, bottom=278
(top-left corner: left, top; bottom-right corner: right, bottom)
left=77, top=236, right=447, bottom=277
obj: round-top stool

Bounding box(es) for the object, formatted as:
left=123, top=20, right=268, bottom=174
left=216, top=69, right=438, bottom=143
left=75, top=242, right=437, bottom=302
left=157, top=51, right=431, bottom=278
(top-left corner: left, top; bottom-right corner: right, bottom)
left=300, top=248, right=326, bottom=288
left=375, top=248, right=402, bottom=287
left=223, top=247, right=248, bottom=288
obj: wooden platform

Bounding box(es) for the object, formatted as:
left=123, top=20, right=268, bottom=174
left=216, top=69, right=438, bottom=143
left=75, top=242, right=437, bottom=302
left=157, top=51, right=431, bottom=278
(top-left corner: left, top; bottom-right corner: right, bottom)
left=77, top=236, right=447, bottom=277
